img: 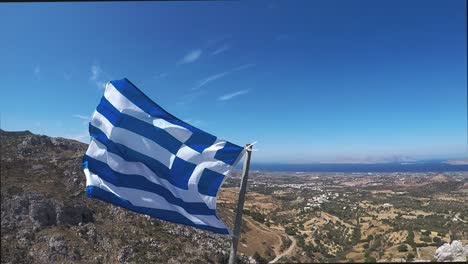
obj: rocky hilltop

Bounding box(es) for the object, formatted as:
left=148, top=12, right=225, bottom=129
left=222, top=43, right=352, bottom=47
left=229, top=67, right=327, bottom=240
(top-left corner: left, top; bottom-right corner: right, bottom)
left=0, top=130, right=248, bottom=264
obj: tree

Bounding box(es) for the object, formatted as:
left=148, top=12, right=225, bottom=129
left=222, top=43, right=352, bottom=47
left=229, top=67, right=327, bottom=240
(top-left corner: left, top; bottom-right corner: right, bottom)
left=406, top=230, right=415, bottom=247
left=421, top=236, right=432, bottom=243
left=365, top=256, right=377, bottom=263
left=285, top=226, right=297, bottom=236
left=407, top=253, right=415, bottom=261
left=397, top=244, right=408, bottom=252
left=253, top=252, right=268, bottom=264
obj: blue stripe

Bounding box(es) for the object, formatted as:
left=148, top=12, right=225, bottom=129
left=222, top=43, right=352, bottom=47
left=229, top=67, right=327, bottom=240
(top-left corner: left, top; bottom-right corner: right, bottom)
left=184, top=132, right=217, bottom=153
left=83, top=155, right=215, bottom=215
left=170, top=156, right=196, bottom=188
left=96, top=97, right=183, bottom=154
left=85, top=186, right=229, bottom=235
left=198, top=169, right=225, bottom=197
left=214, top=141, right=244, bottom=165
left=111, top=78, right=211, bottom=136
left=110, top=78, right=243, bottom=155
left=89, top=124, right=189, bottom=190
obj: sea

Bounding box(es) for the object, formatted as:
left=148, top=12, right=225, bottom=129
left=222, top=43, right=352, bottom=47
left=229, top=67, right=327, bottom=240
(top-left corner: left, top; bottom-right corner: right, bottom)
left=247, top=160, right=468, bottom=173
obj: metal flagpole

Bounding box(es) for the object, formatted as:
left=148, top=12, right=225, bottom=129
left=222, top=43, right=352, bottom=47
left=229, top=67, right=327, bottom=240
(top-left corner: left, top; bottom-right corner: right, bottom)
left=228, top=144, right=253, bottom=264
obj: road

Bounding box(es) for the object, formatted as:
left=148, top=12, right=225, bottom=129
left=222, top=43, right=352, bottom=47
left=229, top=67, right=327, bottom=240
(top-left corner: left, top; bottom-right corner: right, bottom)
left=269, top=235, right=296, bottom=263
left=454, top=213, right=467, bottom=223
left=241, top=216, right=286, bottom=257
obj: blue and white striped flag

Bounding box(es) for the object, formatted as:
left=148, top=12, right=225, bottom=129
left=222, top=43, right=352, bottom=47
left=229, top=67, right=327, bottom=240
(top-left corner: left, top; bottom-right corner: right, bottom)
left=83, top=78, right=245, bottom=235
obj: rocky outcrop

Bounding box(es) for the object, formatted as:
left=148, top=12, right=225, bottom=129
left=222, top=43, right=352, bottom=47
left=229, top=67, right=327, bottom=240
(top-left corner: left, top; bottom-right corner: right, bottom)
left=1, top=193, right=93, bottom=233
left=1, top=130, right=253, bottom=264
left=434, top=240, right=468, bottom=262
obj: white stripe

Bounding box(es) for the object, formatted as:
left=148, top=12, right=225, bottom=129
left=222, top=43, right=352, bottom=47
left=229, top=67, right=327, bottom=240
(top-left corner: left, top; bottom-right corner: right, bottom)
left=86, top=139, right=217, bottom=209
left=104, top=83, right=193, bottom=143
left=175, top=141, right=231, bottom=175
left=91, top=111, right=176, bottom=168
left=84, top=169, right=226, bottom=229
left=103, top=83, right=237, bottom=174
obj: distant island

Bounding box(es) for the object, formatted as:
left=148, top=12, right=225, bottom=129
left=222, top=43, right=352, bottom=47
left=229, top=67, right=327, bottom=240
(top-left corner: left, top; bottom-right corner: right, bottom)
left=444, top=159, right=468, bottom=165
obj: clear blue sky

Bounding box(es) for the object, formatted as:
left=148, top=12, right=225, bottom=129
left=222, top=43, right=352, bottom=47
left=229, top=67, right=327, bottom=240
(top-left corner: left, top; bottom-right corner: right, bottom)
left=0, top=0, right=466, bottom=163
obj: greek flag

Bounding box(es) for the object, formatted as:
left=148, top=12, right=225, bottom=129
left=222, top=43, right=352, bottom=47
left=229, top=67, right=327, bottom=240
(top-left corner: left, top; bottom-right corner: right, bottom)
left=82, top=78, right=245, bottom=235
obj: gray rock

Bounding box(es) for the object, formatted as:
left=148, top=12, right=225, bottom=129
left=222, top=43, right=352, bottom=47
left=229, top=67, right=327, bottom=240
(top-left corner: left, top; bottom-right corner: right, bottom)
left=435, top=240, right=468, bottom=262
left=117, top=246, right=134, bottom=263
left=29, top=199, right=57, bottom=231
left=48, top=235, right=68, bottom=256
left=56, top=202, right=93, bottom=226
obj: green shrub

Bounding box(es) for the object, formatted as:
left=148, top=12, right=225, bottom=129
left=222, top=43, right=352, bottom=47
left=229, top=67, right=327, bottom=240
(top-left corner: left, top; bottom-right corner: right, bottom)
left=253, top=252, right=268, bottom=264
left=421, top=236, right=432, bottom=243
left=397, top=244, right=408, bottom=252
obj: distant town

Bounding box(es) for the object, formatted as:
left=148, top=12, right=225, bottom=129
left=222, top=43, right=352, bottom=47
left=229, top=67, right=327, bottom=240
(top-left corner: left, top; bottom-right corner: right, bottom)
left=219, top=171, right=468, bottom=263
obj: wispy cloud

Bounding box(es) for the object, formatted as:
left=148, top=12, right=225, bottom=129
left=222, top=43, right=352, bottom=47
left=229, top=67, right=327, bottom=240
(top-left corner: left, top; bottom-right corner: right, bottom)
left=212, top=44, right=231, bottom=55
left=89, top=63, right=110, bottom=89
left=73, top=114, right=90, bottom=120
left=178, top=49, right=202, bottom=64
left=183, top=119, right=202, bottom=126
left=74, top=114, right=91, bottom=126
left=193, top=63, right=254, bottom=90
left=218, top=90, right=249, bottom=101
left=194, top=72, right=229, bottom=90
left=90, top=64, right=100, bottom=81
left=66, top=131, right=89, bottom=143
left=154, top=72, right=168, bottom=79
left=34, top=65, right=40, bottom=77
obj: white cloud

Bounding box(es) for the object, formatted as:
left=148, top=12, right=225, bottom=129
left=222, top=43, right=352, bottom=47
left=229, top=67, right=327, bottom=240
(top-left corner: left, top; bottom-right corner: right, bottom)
left=90, top=64, right=100, bottom=81
left=212, top=44, right=231, bottom=55
left=183, top=119, right=202, bottom=126
left=194, top=72, right=229, bottom=90
left=97, top=81, right=106, bottom=89
left=178, top=49, right=202, bottom=64
left=193, top=63, right=254, bottom=90
left=74, top=114, right=91, bottom=126
left=73, top=114, right=90, bottom=120
left=90, top=63, right=110, bottom=89
left=218, top=90, right=249, bottom=101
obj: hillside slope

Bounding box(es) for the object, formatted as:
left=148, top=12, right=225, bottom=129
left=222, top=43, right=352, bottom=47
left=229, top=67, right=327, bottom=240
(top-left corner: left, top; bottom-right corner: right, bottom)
left=0, top=130, right=251, bottom=264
